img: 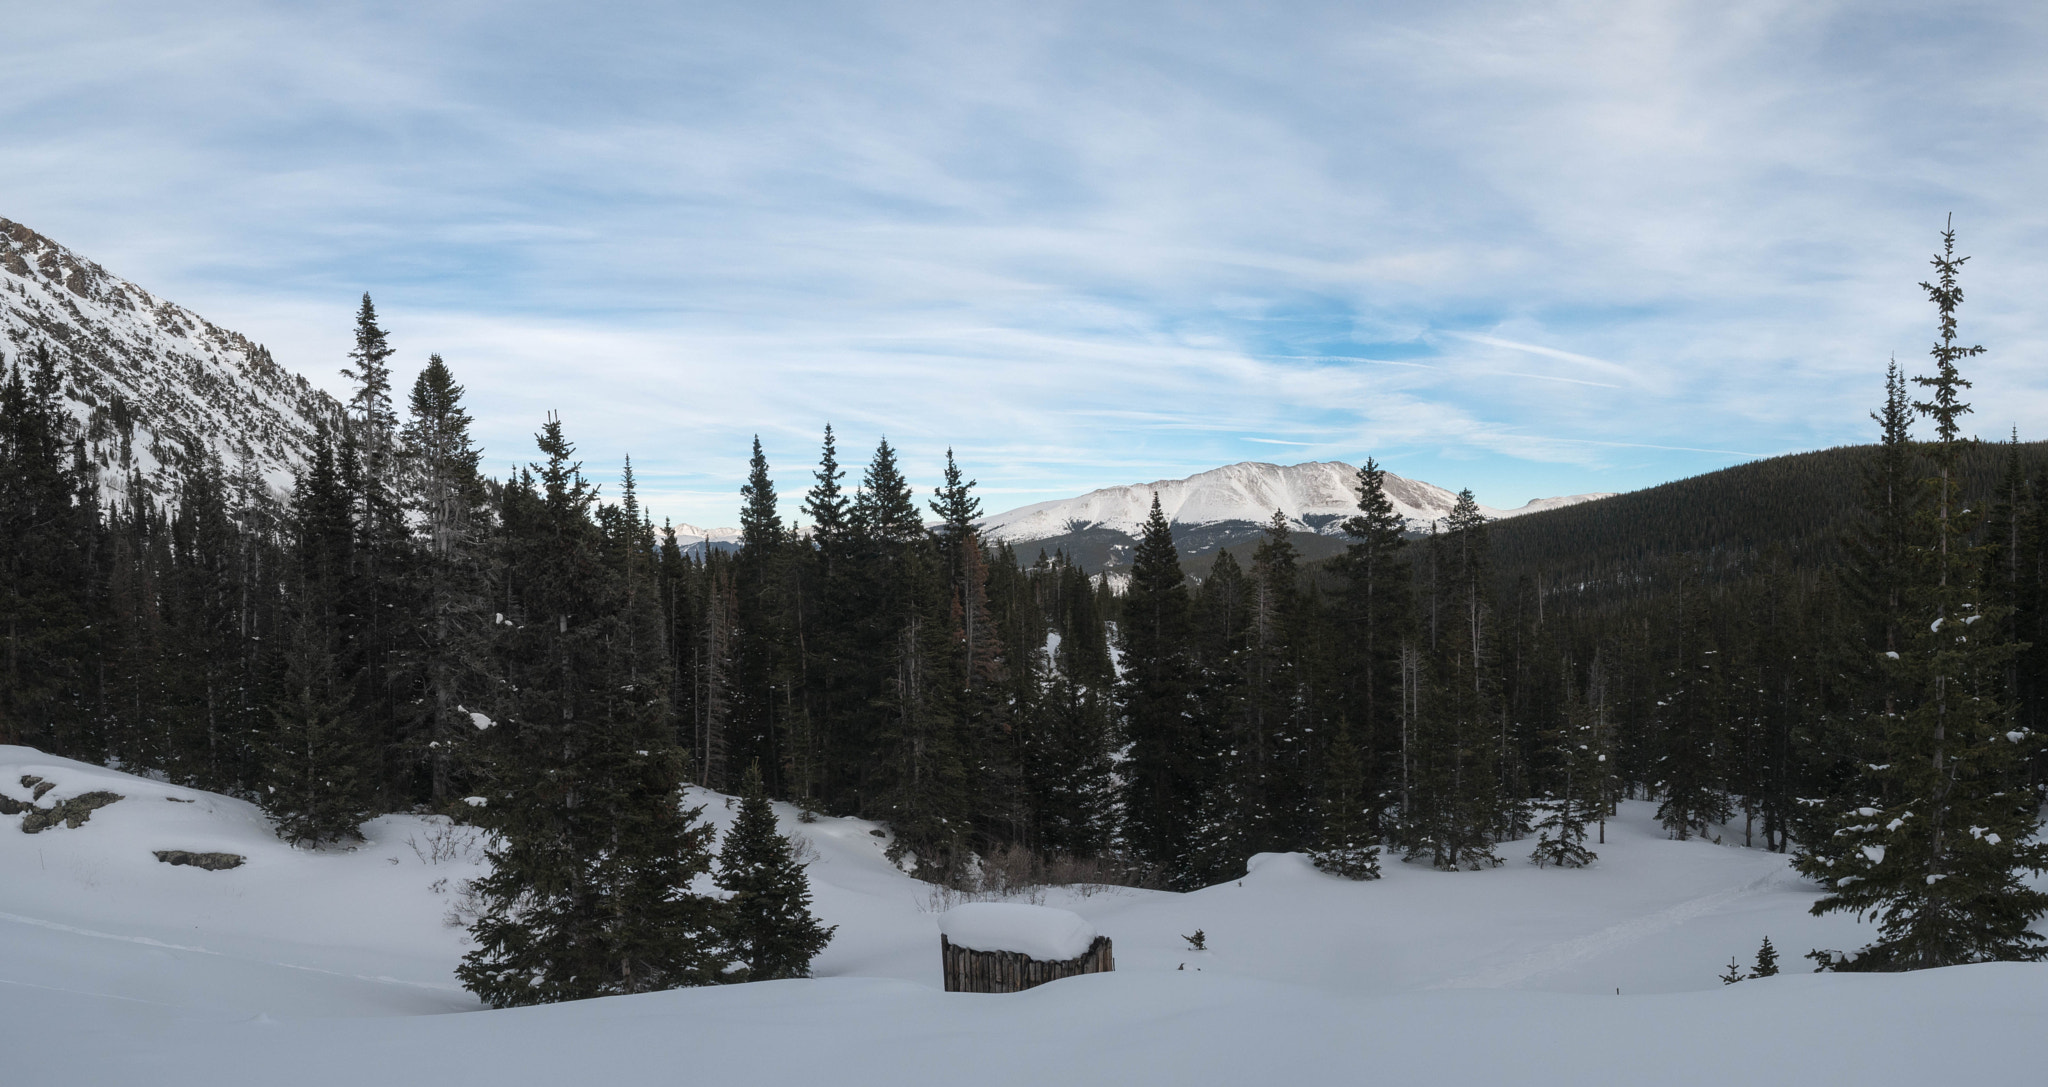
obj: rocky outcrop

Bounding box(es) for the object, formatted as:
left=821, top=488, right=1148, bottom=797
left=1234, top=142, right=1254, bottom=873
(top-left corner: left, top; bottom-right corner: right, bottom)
left=8, top=776, right=125, bottom=832
left=153, top=850, right=245, bottom=871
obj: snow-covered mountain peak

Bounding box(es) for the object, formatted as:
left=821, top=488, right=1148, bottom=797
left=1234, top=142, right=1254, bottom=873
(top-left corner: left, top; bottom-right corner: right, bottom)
left=978, top=460, right=1613, bottom=542
left=1, top=216, right=339, bottom=507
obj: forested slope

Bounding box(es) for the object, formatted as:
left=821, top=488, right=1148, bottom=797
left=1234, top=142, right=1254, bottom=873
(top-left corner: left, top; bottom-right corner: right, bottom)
left=1485, top=440, right=2048, bottom=606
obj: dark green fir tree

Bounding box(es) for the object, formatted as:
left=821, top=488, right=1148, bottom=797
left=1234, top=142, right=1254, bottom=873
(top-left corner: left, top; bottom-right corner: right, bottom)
left=458, top=419, right=728, bottom=1006
left=261, top=431, right=376, bottom=844
left=1311, top=717, right=1382, bottom=879
left=1530, top=660, right=1598, bottom=868
left=1752, top=936, right=1779, bottom=978
left=400, top=354, right=493, bottom=806
left=1797, top=221, right=2048, bottom=970
left=1117, top=494, right=1204, bottom=886
left=716, top=761, right=837, bottom=981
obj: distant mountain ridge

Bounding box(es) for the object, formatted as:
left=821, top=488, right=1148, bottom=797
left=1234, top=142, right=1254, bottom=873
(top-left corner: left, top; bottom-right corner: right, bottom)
left=980, top=460, right=1610, bottom=542
left=975, top=461, right=1612, bottom=573
left=1, top=216, right=339, bottom=508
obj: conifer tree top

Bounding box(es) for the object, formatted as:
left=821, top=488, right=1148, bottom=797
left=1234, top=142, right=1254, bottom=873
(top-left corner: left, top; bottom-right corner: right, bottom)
left=740, top=435, right=783, bottom=548
left=1912, top=217, right=1982, bottom=447
left=802, top=424, right=849, bottom=539
left=929, top=447, right=982, bottom=537
left=855, top=437, right=920, bottom=542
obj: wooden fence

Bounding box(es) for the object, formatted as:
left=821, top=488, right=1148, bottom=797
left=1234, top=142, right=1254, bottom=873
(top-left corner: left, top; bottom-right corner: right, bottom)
left=941, top=934, right=1114, bottom=993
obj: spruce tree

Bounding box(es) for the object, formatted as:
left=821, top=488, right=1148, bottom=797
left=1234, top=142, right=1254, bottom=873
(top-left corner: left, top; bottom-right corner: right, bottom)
left=1018, top=553, right=1117, bottom=858
left=839, top=438, right=971, bottom=876
left=1530, top=659, right=1598, bottom=868
left=1798, top=221, right=2048, bottom=970
left=1796, top=362, right=1920, bottom=859
left=1336, top=457, right=1412, bottom=841
left=697, top=554, right=740, bottom=790
left=1312, top=717, right=1382, bottom=879
left=1247, top=511, right=1313, bottom=849
left=1021, top=662, right=1117, bottom=858
left=801, top=425, right=851, bottom=553
left=336, top=294, right=412, bottom=803
left=261, top=432, right=376, bottom=844
left=1397, top=495, right=1504, bottom=870
left=0, top=348, right=101, bottom=756
left=1752, top=936, right=1779, bottom=978
left=400, top=355, right=492, bottom=806
left=1654, top=572, right=1733, bottom=841
left=1118, top=495, right=1204, bottom=885
left=341, top=293, right=398, bottom=466
left=730, top=436, right=794, bottom=794
left=716, top=761, right=837, bottom=981
left=458, top=419, right=728, bottom=1006
left=163, top=453, right=248, bottom=791
left=928, top=447, right=982, bottom=540
left=1186, top=547, right=1249, bottom=883
left=797, top=425, right=856, bottom=811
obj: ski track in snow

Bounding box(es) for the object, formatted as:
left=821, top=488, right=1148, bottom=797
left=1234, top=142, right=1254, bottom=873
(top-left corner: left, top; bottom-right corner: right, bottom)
left=0, top=909, right=464, bottom=993
left=1428, top=867, right=1797, bottom=990
left=0, top=975, right=183, bottom=1007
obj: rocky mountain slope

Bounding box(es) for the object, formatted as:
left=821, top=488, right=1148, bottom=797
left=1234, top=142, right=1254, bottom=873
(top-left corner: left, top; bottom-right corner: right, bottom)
left=0, top=216, right=339, bottom=509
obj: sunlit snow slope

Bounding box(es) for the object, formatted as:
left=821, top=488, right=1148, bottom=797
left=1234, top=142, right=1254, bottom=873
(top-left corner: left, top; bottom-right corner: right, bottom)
left=5, top=745, right=2046, bottom=1086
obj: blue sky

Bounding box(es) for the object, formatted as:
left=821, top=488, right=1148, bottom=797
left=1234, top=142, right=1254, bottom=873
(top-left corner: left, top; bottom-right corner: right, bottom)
left=7, top=1, right=2048, bottom=527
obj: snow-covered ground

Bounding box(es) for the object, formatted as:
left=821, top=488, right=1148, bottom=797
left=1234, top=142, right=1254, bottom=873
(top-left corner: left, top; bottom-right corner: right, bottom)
left=5, top=744, right=2045, bottom=1084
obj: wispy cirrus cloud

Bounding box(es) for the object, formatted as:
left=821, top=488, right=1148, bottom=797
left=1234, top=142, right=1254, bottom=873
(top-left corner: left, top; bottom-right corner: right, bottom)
left=5, top=1, right=2047, bottom=525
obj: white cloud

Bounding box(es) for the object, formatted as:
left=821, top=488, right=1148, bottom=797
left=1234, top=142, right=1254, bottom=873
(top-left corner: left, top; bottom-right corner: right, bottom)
left=5, top=1, right=2048, bottom=521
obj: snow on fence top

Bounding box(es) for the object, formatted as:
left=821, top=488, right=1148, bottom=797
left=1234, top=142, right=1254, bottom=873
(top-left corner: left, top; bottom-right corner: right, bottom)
left=938, top=903, right=1098, bottom=961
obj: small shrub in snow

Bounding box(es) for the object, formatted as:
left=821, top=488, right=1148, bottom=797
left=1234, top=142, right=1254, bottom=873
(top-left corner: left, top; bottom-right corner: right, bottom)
left=403, top=819, right=489, bottom=865
left=1312, top=844, right=1383, bottom=881
left=1751, top=937, right=1779, bottom=978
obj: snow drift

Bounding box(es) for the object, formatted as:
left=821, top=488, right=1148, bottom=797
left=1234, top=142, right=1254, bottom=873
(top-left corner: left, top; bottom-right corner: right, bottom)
left=5, top=743, right=2047, bottom=1085
left=938, top=902, right=1099, bottom=960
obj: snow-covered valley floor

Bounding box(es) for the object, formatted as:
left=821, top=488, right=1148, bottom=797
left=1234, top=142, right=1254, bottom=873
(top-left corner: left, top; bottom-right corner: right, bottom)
left=5, top=744, right=2045, bottom=1085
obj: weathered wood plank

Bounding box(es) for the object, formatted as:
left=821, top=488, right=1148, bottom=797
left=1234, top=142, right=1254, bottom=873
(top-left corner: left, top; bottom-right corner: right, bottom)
left=941, top=934, right=1115, bottom=994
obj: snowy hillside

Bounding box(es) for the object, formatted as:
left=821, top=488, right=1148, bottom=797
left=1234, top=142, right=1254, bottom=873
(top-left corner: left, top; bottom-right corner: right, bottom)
left=979, top=461, right=1614, bottom=543
left=7, top=743, right=2046, bottom=1084
left=0, top=216, right=339, bottom=506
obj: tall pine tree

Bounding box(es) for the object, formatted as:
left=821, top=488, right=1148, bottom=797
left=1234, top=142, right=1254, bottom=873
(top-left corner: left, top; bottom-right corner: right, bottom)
left=1117, top=495, right=1204, bottom=886
left=1798, top=221, right=2048, bottom=970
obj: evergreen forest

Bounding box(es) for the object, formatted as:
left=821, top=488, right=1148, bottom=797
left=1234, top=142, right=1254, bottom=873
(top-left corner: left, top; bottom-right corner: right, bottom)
left=4, top=227, right=2046, bottom=999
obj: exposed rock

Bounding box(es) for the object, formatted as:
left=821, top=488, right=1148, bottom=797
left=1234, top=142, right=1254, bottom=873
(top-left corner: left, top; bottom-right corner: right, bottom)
left=153, top=850, right=245, bottom=871
left=19, top=790, right=123, bottom=833
left=0, top=215, right=343, bottom=512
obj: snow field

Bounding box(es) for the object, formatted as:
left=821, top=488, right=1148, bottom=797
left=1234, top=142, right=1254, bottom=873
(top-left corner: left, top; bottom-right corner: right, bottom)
left=5, top=744, right=2047, bottom=1084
